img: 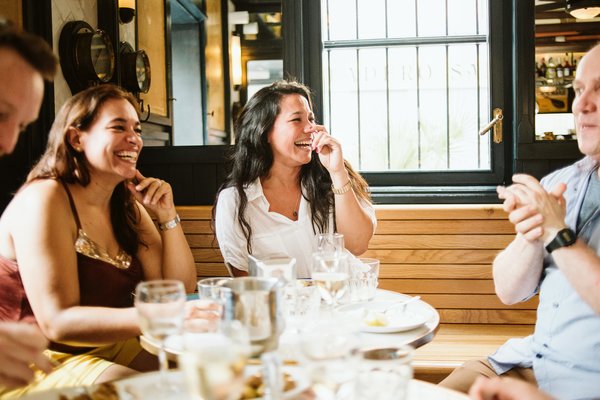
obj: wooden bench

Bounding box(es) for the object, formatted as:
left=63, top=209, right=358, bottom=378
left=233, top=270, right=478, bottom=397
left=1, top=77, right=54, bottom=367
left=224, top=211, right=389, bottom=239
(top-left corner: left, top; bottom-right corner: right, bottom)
left=177, top=204, right=536, bottom=383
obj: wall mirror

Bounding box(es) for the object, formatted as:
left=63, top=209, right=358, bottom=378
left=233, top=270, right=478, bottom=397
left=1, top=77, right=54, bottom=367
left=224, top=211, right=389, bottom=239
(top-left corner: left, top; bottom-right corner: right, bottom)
left=534, top=0, right=600, bottom=141
left=232, top=1, right=282, bottom=119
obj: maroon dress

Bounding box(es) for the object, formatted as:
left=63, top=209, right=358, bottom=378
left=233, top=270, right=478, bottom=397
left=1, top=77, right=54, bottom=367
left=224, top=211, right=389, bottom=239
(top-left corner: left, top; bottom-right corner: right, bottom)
left=0, top=182, right=144, bottom=353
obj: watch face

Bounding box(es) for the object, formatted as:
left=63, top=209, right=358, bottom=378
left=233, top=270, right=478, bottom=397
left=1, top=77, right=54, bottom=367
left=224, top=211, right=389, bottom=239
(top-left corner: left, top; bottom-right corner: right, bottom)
left=90, top=32, right=114, bottom=82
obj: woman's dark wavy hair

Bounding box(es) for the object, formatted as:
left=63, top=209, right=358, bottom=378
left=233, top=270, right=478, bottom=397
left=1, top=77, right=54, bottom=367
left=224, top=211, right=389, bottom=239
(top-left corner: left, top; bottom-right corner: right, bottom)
left=26, top=84, right=142, bottom=255
left=213, top=80, right=370, bottom=254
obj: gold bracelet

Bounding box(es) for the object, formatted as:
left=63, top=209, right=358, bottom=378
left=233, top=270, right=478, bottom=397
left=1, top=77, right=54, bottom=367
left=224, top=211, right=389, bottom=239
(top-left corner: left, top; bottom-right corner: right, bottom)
left=158, top=214, right=181, bottom=231
left=331, top=180, right=352, bottom=195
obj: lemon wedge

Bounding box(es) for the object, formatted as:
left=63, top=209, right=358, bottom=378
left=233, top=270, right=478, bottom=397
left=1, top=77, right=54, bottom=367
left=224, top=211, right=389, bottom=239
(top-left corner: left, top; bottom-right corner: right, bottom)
left=364, top=311, right=389, bottom=327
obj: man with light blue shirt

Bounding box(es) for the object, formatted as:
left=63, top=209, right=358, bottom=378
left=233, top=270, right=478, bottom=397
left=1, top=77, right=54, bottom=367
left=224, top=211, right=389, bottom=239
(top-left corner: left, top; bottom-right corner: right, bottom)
left=440, top=44, right=600, bottom=400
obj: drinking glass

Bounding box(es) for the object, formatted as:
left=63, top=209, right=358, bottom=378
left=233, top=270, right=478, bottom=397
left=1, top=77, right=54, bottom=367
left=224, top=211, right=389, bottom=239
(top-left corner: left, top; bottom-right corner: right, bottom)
left=354, top=345, right=413, bottom=400
left=197, top=277, right=232, bottom=301
left=316, top=233, right=345, bottom=255
left=311, top=251, right=350, bottom=308
left=179, top=320, right=250, bottom=400
left=283, top=279, right=321, bottom=330
left=348, top=258, right=380, bottom=302
left=195, top=277, right=232, bottom=330
left=135, top=280, right=186, bottom=389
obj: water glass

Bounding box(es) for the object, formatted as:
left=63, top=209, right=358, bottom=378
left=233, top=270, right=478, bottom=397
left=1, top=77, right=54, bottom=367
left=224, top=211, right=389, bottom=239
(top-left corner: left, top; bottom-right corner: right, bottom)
left=283, top=279, right=321, bottom=329
left=135, top=280, right=186, bottom=389
left=197, top=277, right=232, bottom=301
left=316, top=233, right=345, bottom=255
left=354, top=345, right=413, bottom=400
left=349, top=258, right=380, bottom=302
left=311, top=251, right=350, bottom=308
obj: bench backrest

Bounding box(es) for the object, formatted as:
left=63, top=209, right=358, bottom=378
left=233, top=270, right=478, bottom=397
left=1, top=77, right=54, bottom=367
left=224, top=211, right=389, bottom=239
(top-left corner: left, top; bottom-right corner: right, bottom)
left=178, top=205, right=537, bottom=326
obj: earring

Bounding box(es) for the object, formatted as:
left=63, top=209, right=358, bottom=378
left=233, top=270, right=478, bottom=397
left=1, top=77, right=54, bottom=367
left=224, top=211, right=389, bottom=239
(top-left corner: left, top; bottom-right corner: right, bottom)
left=72, top=154, right=82, bottom=180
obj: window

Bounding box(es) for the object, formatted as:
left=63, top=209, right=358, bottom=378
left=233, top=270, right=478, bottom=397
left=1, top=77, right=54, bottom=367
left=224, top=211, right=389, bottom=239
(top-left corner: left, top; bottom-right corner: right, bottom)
left=284, top=0, right=515, bottom=203
left=322, top=0, right=490, bottom=172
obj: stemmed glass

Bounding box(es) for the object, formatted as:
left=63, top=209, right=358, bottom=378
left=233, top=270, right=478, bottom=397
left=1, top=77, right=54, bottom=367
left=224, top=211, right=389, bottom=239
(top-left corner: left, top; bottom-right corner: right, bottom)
left=135, top=280, right=186, bottom=391
left=311, top=251, right=350, bottom=308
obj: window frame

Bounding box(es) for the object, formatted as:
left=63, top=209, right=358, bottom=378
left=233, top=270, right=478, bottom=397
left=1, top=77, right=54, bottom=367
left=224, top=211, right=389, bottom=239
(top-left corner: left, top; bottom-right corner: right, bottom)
left=283, top=0, right=524, bottom=204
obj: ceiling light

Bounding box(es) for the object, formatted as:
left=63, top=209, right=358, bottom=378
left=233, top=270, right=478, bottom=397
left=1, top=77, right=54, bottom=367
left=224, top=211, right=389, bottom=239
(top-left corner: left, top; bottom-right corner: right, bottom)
left=566, top=0, right=600, bottom=19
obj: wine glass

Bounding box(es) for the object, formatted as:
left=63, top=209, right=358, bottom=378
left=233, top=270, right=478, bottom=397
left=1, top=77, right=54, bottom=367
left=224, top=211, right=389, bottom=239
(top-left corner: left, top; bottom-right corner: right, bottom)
left=135, top=280, right=186, bottom=391
left=311, top=251, right=350, bottom=308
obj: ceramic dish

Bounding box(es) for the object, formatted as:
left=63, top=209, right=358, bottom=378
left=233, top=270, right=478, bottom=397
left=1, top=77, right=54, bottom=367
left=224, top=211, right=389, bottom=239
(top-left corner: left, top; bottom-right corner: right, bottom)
left=337, top=300, right=432, bottom=333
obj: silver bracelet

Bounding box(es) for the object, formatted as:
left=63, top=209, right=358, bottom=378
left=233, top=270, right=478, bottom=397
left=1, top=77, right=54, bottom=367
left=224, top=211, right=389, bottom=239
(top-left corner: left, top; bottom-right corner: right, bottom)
left=158, top=214, right=181, bottom=231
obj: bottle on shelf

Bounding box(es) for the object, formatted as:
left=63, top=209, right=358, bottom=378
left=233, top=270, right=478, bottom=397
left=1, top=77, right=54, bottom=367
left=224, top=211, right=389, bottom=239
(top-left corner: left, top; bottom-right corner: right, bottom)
left=539, top=57, right=547, bottom=78
left=563, top=54, right=571, bottom=79
left=545, top=57, right=556, bottom=81
left=556, top=57, right=564, bottom=83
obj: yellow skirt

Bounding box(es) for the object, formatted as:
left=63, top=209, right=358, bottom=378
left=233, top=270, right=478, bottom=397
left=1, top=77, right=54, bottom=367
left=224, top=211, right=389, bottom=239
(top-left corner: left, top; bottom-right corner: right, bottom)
left=0, top=337, right=143, bottom=399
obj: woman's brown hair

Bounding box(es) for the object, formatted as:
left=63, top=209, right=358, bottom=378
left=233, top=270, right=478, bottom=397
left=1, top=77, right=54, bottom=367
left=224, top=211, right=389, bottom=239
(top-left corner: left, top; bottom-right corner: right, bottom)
left=27, top=84, right=142, bottom=255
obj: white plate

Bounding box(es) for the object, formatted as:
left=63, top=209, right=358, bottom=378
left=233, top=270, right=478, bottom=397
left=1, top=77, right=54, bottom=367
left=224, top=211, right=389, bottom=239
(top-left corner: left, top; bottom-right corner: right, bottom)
left=337, top=300, right=431, bottom=333
left=242, top=364, right=309, bottom=400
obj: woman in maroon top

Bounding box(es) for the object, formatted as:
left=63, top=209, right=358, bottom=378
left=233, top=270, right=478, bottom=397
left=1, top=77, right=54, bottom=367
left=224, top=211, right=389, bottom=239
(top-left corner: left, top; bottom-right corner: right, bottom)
left=0, top=84, right=199, bottom=396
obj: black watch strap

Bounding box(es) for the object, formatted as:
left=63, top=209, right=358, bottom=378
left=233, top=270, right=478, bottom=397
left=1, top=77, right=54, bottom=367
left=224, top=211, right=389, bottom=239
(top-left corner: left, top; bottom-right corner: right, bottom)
left=545, top=228, right=577, bottom=253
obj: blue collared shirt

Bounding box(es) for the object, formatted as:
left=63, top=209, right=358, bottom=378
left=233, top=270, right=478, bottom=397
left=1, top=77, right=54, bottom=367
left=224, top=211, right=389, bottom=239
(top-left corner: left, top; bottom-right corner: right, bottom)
left=488, top=157, right=600, bottom=400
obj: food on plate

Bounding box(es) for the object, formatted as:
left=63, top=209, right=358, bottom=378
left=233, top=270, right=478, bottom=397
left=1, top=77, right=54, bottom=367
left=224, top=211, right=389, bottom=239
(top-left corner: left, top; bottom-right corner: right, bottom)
left=58, top=382, right=119, bottom=400
left=239, top=371, right=296, bottom=399
left=364, top=310, right=389, bottom=327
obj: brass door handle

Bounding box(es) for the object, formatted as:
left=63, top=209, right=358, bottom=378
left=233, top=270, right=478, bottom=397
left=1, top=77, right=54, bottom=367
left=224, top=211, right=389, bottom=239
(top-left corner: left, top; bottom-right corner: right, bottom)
left=479, top=108, right=503, bottom=143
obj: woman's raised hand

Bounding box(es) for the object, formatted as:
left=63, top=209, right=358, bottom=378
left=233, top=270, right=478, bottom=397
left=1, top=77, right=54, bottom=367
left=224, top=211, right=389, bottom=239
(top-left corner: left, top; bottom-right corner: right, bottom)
left=308, top=124, right=345, bottom=174
left=127, top=170, right=176, bottom=222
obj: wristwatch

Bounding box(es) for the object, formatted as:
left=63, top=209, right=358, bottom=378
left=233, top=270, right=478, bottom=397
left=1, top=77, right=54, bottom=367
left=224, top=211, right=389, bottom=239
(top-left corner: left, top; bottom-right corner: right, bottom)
left=545, top=228, right=577, bottom=253
left=158, top=214, right=181, bottom=231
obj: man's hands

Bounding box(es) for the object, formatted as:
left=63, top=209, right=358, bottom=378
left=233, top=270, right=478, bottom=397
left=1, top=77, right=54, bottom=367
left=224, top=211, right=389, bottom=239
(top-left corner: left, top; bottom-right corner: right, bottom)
left=0, top=322, right=53, bottom=388
left=497, top=174, right=567, bottom=244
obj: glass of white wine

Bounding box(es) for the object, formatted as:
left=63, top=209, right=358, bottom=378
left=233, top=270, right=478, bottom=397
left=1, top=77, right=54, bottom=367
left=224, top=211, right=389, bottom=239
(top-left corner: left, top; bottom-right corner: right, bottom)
left=135, top=280, right=186, bottom=391
left=311, top=251, right=350, bottom=308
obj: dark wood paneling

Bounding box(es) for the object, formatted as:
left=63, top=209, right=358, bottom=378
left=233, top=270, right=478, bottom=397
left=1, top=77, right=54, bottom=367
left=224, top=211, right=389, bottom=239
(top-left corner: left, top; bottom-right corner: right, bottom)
left=136, top=145, right=230, bottom=205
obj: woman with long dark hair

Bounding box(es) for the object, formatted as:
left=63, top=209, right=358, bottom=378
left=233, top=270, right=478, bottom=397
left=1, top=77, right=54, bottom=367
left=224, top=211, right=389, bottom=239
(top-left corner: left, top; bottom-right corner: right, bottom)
left=0, top=84, right=199, bottom=396
left=214, top=80, right=376, bottom=277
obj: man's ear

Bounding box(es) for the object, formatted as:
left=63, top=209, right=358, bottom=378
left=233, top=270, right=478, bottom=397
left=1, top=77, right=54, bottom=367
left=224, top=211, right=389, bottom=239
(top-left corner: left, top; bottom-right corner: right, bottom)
left=67, top=127, right=83, bottom=152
